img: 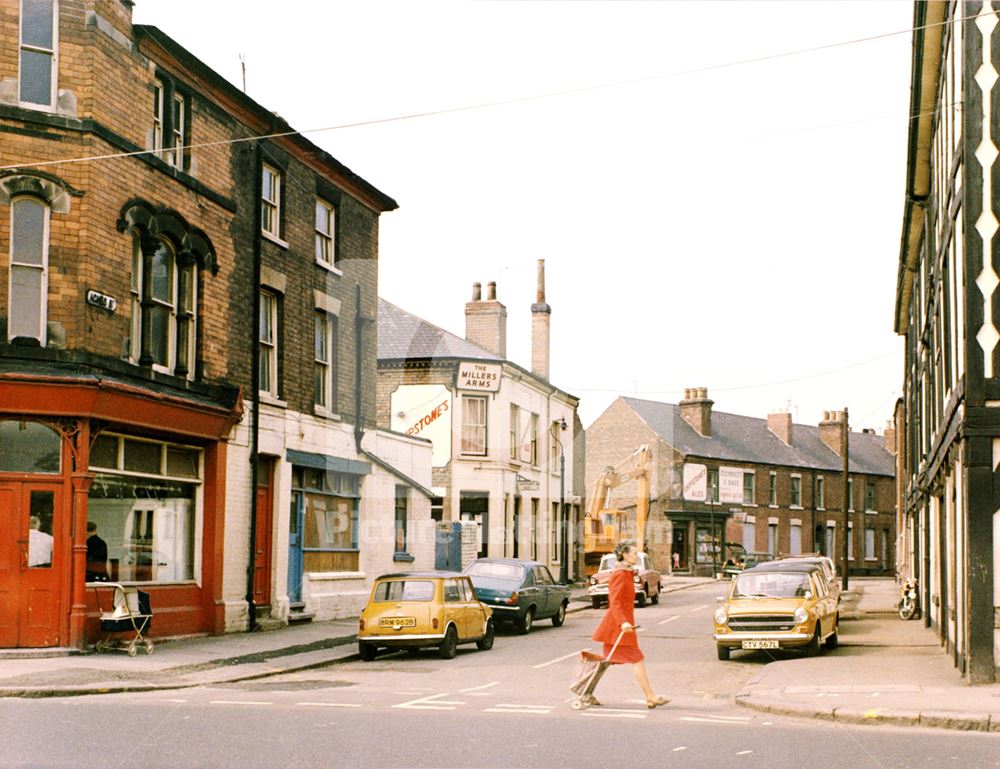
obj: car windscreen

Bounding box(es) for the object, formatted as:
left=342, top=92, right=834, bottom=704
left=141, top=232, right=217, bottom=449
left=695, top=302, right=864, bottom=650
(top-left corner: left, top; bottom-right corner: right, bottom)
left=598, top=555, right=618, bottom=571
left=465, top=562, right=524, bottom=580
left=373, top=580, right=435, bottom=602
left=734, top=572, right=811, bottom=599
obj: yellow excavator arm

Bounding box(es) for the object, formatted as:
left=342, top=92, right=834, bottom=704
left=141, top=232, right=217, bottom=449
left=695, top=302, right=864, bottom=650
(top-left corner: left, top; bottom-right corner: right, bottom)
left=587, top=445, right=651, bottom=552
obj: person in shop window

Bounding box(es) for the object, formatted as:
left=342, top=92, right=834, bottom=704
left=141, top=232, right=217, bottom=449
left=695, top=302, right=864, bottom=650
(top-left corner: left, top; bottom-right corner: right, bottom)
left=86, top=521, right=110, bottom=582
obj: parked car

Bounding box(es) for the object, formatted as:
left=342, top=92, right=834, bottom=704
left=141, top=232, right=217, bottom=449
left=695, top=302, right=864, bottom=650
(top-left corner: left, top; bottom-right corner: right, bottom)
left=587, top=552, right=661, bottom=609
left=774, top=553, right=840, bottom=604
left=712, top=561, right=839, bottom=661
left=463, top=558, right=571, bottom=634
left=357, top=571, right=494, bottom=661
left=742, top=551, right=776, bottom=570
left=721, top=543, right=747, bottom=578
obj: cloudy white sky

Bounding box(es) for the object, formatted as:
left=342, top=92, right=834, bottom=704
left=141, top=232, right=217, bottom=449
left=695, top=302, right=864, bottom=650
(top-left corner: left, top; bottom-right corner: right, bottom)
left=132, top=0, right=913, bottom=431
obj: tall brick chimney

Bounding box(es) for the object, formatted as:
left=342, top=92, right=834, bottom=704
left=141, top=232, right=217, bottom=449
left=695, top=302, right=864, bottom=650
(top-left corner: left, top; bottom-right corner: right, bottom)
left=883, top=420, right=896, bottom=454
left=818, top=410, right=847, bottom=456
left=531, top=259, right=551, bottom=381
left=465, top=281, right=507, bottom=357
left=679, top=387, right=713, bottom=437
left=767, top=411, right=793, bottom=446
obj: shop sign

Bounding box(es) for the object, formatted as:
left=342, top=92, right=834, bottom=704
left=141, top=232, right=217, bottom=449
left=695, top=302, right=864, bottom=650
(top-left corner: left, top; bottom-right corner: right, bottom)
left=457, top=361, right=501, bottom=392
left=390, top=384, right=452, bottom=467
left=682, top=463, right=706, bottom=501
left=719, top=466, right=744, bottom=504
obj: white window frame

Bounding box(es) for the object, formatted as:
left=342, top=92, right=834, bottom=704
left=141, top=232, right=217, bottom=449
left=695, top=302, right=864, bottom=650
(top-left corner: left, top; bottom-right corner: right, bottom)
left=790, top=474, right=802, bottom=508
left=742, top=471, right=755, bottom=505
left=816, top=476, right=825, bottom=510
left=865, top=527, right=876, bottom=560
left=8, top=196, right=50, bottom=344
left=261, top=164, right=282, bottom=241
left=170, top=92, right=185, bottom=168
left=259, top=290, right=278, bottom=396
left=315, top=199, right=336, bottom=268
left=768, top=471, right=777, bottom=506
left=461, top=396, right=487, bottom=456
left=509, top=404, right=519, bottom=460
left=767, top=522, right=778, bottom=555
left=314, top=311, right=335, bottom=411
left=847, top=478, right=854, bottom=512
left=152, top=80, right=164, bottom=156
left=790, top=522, right=802, bottom=555
left=530, top=413, right=539, bottom=466
left=19, top=0, right=58, bottom=110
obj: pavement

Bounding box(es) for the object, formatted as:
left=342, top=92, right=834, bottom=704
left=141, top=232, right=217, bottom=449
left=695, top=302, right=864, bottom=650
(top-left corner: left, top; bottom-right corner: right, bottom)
left=0, top=575, right=997, bottom=733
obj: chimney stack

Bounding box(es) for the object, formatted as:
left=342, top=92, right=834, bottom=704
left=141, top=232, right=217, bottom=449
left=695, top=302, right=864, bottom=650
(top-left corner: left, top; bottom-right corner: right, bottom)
left=767, top=411, right=793, bottom=446
left=679, top=387, right=713, bottom=437
left=465, top=280, right=507, bottom=357
left=818, top=410, right=847, bottom=455
left=883, top=420, right=897, bottom=454
left=531, top=259, right=551, bottom=381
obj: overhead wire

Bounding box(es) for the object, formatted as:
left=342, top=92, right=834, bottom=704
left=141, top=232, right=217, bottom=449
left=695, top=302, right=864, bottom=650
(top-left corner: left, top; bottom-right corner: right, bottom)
left=0, top=8, right=986, bottom=173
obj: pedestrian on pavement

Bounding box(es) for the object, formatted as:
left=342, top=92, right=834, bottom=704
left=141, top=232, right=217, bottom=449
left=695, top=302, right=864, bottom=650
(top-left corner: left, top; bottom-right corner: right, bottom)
left=591, top=538, right=669, bottom=708
left=86, top=521, right=110, bottom=582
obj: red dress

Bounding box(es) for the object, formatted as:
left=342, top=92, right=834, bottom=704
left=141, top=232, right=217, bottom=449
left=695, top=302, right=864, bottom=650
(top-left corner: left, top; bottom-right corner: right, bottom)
left=591, top=566, right=644, bottom=664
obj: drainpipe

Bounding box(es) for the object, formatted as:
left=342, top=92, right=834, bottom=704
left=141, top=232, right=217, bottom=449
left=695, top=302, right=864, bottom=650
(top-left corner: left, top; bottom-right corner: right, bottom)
left=354, top=282, right=364, bottom=453
left=245, top=144, right=262, bottom=632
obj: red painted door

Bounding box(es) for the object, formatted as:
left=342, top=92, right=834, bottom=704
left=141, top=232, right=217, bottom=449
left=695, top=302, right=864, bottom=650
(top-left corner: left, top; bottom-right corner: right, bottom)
left=252, top=458, right=274, bottom=610
left=0, top=482, right=64, bottom=647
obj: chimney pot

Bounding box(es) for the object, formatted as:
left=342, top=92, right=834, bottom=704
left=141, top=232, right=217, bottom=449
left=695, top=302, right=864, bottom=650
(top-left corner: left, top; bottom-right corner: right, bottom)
left=465, top=279, right=506, bottom=357
left=679, top=387, right=713, bottom=436
left=487, top=281, right=496, bottom=301
left=472, top=282, right=481, bottom=301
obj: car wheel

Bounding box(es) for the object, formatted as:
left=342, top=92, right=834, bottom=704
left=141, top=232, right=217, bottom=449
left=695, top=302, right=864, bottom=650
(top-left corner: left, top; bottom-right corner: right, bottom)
left=518, top=607, right=534, bottom=635
left=899, top=596, right=917, bottom=621
left=359, top=642, right=377, bottom=662
left=591, top=597, right=602, bottom=610
left=476, top=619, right=495, bottom=651
left=824, top=616, right=840, bottom=650
left=439, top=625, right=458, bottom=659
left=716, top=644, right=730, bottom=661
left=635, top=591, right=647, bottom=609
left=806, top=625, right=821, bottom=656
left=650, top=588, right=659, bottom=605
left=551, top=602, right=567, bottom=627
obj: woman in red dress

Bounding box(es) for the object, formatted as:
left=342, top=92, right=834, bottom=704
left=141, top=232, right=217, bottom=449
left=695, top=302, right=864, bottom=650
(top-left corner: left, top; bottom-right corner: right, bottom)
left=591, top=539, right=669, bottom=708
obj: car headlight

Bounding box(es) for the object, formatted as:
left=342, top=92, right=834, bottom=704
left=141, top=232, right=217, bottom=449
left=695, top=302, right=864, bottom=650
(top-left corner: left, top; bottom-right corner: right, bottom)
left=633, top=574, right=641, bottom=584
left=714, top=607, right=728, bottom=625
left=793, top=607, right=809, bottom=625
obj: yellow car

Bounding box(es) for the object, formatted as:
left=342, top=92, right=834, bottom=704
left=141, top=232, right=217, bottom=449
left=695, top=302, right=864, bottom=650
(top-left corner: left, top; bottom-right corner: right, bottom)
left=713, top=561, right=839, bottom=661
left=358, top=571, right=495, bottom=661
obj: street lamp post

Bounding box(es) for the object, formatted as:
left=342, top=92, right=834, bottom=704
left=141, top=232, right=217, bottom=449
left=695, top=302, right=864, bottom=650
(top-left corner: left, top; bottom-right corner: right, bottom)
left=552, top=418, right=568, bottom=584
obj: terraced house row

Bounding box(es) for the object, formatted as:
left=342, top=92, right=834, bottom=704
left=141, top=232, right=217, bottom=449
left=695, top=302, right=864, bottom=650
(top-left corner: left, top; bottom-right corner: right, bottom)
left=0, top=0, right=437, bottom=649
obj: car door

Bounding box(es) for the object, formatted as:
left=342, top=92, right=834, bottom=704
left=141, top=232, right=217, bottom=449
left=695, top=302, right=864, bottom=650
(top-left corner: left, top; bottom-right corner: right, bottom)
left=519, top=567, right=540, bottom=618
left=810, top=572, right=831, bottom=635
left=442, top=578, right=466, bottom=639
left=459, top=577, right=485, bottom=637
left=532, top=566, right=554, bottom=617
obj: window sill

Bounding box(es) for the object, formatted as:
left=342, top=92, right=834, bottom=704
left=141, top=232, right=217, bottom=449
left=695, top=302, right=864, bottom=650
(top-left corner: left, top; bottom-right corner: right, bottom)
left=258, top=392, right=288, bottom=408
left=262, top=231, right=289, bottom=249
left=741, top=503, right=758, bottom=508
left=316, top=260, right=343, bottom=276
left=864, top=509, right=878, bottom=515
left=313, top=406, right=342, bottom=421
left=768, top=504, right=779, bottom=509
left=789, top=505, right=804, bottom=511
left=393, top=552, right=415, bottom=563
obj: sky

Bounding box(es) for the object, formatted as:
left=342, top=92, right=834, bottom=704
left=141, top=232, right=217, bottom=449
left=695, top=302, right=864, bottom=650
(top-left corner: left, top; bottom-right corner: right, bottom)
left=132, top=0, right=914, bottom=432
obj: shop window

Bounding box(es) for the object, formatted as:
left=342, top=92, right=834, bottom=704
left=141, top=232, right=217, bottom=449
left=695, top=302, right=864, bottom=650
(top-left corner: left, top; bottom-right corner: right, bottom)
left=293, top=466, right=360, bottom=572
left=9, top=197, right=49, bottom=343
left=87, top=433, right=202, bottom=584
left=19, top=0, right=57, bottom=109
left=0, top=420, right=60, bottom=473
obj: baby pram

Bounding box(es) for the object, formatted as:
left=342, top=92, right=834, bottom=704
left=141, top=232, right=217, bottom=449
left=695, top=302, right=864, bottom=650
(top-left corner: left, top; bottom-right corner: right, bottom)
left=95, top=584, right=153, bottom=656
left=569, top=625, right=634, bottom=710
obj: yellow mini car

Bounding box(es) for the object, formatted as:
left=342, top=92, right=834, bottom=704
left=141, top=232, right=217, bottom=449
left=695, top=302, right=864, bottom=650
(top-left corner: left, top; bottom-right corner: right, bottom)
left=358, top=571, right=495, bottom=661
left=713, top=561, right=839, bottom=661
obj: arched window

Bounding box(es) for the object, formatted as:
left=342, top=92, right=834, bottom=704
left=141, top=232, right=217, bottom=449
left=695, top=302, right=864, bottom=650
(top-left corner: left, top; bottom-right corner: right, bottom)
left=8, top=196, right=50, bottom=344
left=130, top=235, right=197, bottom=376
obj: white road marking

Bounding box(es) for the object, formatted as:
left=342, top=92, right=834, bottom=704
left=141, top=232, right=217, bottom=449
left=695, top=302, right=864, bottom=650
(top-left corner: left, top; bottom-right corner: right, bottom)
left=688, top=604, right=710, bottom=612
left=459, top=681, right=498, bottom=693
left=657, top=615, right=681, bottom=625
left=680, top=716, right=747, bottom=725
left=736, top=750, right=753, bottom=755
left=582, top=711, right=647, bottom=719
left=532, top=650, right=581, bottom=669
left=486, top=704, right=553, bottom=714
left=672, top=747, right=687, bottom=752
left=700, top=714, right=750, bottom=721
left=296, top=702, right=361, bottom=708
left=394, top=692, right=464, bottom=710
left=209, top=700, right=271, bottom=706
left=493, top=704, right=552, bottom=710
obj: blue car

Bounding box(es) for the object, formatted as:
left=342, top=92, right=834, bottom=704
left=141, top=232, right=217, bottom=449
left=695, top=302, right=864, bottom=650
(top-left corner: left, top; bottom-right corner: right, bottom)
left=463, top=558, right=571, bottom=635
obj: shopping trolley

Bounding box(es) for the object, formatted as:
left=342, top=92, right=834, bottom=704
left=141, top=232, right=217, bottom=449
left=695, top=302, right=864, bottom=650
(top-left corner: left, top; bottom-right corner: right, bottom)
left=568, top=625, right=634, bottom=710
left=95, top=583, right=153, bottom=656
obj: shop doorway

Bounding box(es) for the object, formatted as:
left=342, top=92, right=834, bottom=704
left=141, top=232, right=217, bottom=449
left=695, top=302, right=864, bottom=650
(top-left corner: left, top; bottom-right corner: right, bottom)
left=0, top=482, right=64, bottom=647
left=672, top=526, right=688, bottom=571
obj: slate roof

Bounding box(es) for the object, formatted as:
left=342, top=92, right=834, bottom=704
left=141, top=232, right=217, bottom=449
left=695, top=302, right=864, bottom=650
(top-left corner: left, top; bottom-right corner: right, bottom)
left=378, top=298, right=502, bottom=363
left=621, top=397, right=894, bottom=477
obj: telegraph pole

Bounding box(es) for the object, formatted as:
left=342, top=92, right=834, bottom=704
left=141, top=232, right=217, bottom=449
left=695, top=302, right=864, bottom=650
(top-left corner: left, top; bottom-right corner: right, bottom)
left=841, top=407, right=850, bottom=592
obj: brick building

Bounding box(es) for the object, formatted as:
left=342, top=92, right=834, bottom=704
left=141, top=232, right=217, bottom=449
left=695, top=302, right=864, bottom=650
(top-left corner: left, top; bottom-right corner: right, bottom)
left=893, top=0, right=999, bottom=683
left=0, top=0, right=429, bottom=649
left=377, top=265, right=583, bottom=580
left=586, top=391, right=896, bottom=579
